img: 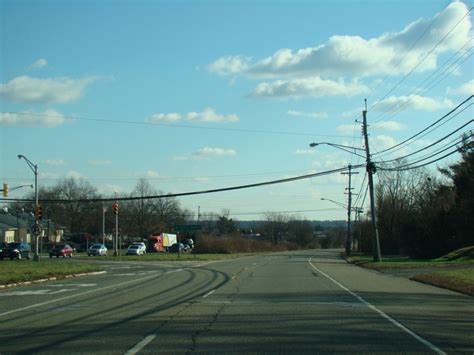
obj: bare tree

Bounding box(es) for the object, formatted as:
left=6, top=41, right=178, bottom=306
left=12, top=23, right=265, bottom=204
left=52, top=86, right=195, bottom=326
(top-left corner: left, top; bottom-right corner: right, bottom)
left=123, top=179, right=186, bottom=238
left=261, top=212, right=290, bottom=244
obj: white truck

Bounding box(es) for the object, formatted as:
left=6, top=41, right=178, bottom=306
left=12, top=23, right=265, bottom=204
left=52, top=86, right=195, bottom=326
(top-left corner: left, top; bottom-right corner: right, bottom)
left=147, top=233, right=177, bottom=252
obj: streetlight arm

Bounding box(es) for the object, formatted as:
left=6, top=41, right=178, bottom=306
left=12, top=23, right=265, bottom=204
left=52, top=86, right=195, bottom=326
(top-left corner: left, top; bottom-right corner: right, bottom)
left=18, top=155, right=37, bottom=174
left=310, top=142, right=365, bottom=152
left=321, top=198, right=348, bottom=209
left=309, top=142, right=367, bottom=158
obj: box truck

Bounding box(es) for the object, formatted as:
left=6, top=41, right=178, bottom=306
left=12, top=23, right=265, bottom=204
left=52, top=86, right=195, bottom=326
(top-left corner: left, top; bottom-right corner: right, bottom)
left=147, top=233, right=177, bottom=252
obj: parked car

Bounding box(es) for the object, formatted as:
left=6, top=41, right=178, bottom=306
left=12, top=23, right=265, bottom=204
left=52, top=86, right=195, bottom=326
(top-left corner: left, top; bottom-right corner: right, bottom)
left=169, top=243, right=186, bottom=253
left=49, top=244, right=74, bottom=258
left=126, top=244, right=146, bottom=256
left=0, top=242, right=31, bottom=260
left=87, top=244, right=107, bottom=256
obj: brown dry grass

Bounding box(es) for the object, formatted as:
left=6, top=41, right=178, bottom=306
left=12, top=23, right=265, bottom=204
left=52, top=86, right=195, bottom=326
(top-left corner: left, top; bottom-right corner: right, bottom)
left=195, top=234, right=299, bottom=254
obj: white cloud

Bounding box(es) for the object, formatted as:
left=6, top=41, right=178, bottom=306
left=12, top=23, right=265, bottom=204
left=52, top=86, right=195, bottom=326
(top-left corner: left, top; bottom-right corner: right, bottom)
left=88, top=160, right=112, bottom=166
left=0, top=76, right=96, bottom=103
left=146, top=170, right=160, bottom=178
left=447, top=79, right=474, bottom=96
left=251, top=77, right=369, bottom=98
left=0, top=109, right=65, bottom=127
left=186, top=108, right=239, bottom=123
left=287, top=110, right=328, bottom=119
left=174, top=147, right=237, bottom=161
left=27, top=58, right=48, bottom=70
left=372, top=121, right=406, bottom=131
left=336, top=124, right=359, bottom=134
left=66, top=171, right=84, bottom=180
left=44, top=160, right=66, bottom=166
left=193, top=177, right=211, bottom=183
left=146, top=112, right=182, bottom=123
left=147, top=108, right=239, bottom=124
left=372, top=135, right=397, bottom=151
left=208, top=56, right=251, bottom=76
left=194, top=147, right=237, bottom=159
left=97, top=184, right=123, bottom=195
left=295, top=149, right=316, bottom=155
left=210, top=2, right=471, bottom=79
left=372, top=95, right=454, bottom=112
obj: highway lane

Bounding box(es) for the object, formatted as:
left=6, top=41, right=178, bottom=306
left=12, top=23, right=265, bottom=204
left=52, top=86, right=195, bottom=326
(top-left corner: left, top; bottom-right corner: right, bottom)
left=0, top=250, right=472, bottom=354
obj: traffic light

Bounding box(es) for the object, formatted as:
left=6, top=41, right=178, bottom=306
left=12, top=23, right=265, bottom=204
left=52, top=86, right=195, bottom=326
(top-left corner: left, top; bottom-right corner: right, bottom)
left=36, top=205, right=43, bottom=220
left=2, top=183, right=8, bottom=197
left=113, top=202, right=119, bottom=215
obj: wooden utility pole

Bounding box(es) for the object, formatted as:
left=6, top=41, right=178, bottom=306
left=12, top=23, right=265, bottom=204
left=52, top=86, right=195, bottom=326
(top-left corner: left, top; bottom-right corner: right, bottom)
left=342, top=165, right=358, bottom=256
left=362, top=100, right=382, bottom=262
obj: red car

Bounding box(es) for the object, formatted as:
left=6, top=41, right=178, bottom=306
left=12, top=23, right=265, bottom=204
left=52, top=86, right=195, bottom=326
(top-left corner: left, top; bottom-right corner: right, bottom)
left=49, top=244, right=74, bottom=258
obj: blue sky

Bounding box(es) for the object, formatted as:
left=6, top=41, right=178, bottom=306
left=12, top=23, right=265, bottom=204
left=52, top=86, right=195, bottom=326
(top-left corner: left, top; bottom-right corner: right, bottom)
left=1, top=0, right=473, bottom=221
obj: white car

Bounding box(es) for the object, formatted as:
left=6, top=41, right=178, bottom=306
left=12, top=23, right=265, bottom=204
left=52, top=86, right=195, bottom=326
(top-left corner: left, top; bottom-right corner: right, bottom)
left=126, top=243, right=146, bottom=256
left=87, top=244, right=107, bottom=256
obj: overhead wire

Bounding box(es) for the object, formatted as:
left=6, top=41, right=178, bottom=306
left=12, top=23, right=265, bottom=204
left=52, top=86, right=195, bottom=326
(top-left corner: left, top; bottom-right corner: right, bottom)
left=371, top=40, right=473, bottom=125
left=0, top=111, right=352, bottom=139
left=378, top=147, right=463, bottom=172
left=0, top=164, right=366, bottom=203
left=372, top=95, right=473, bottom=156
left=376, top=120, right=473, bottom=164
left=367, top=0, right=448, bottom=98
left=370, top=5, right=473, bottom=116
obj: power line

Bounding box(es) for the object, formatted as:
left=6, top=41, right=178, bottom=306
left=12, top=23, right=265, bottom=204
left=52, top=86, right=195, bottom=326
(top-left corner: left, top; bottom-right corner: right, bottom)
left=378, top=133, right=472, bottom=171
left=377, top=121, right=473, bottom=164
left=368, top=0, right=450, bottom=100
left=1, top=164, right=365, bottom=204
left=376, top=103, right=472, bottom=161
left=372, top=95, right=473, bottom=156
left=2, top=167, right=323, bottom=184
left=372, top=40, right=473, bottom=125
left=378, top=147, right=462, bottom=172
left=370, top=6, right=473, bottom=113
left=1, top=111, right=352, bottom=139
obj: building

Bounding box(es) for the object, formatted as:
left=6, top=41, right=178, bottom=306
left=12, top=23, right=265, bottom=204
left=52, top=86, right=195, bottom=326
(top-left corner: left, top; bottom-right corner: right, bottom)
left=0, top=208, right=64, bottom=244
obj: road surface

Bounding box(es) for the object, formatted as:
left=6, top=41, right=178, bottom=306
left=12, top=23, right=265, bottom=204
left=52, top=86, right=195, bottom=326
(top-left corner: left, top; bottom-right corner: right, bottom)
left=0, top=249, right=472, bottom=353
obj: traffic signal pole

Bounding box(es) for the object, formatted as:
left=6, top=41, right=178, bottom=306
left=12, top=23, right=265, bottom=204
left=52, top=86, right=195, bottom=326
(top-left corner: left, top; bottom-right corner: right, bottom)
left=113, top=201, right=119, bottom=256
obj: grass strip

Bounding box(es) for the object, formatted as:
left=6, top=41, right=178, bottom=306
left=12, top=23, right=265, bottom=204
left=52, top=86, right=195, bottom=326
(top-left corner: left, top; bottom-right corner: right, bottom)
left=0, top=260, right=101, bottom=285
left=346, top=255, right=474, bottom=269
left=412, top=269, right=474, bottom=296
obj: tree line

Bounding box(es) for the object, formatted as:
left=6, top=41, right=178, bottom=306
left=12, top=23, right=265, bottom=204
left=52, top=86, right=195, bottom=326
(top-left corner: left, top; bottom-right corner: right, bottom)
left=358, top=143, right=473, bottom=258
left=9, top=178, right=193, bottom=240
left=7, top=177, right=343, bottom=249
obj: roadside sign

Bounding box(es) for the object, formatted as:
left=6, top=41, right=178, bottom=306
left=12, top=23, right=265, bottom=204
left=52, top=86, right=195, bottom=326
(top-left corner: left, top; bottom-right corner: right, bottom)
left=31, top=223, right=43, bottom=236
left=174, top=224, right=202, bottom=231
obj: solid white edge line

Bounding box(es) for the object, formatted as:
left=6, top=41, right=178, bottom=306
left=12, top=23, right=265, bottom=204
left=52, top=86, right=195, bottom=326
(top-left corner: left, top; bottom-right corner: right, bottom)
left=125, top=334, right=156, bottom=355
left=202, top=289, right=216, bottom=298
left=308, top=258, right=446, bottom=355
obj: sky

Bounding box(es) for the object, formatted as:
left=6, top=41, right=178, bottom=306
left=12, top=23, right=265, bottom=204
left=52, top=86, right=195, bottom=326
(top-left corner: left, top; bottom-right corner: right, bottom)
left=1, top=0, right=473, bottom=222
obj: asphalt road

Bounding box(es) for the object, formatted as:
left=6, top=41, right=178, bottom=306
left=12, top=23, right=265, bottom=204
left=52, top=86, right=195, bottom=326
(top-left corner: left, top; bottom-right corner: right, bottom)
left=0, top=249, right=472, bottom=354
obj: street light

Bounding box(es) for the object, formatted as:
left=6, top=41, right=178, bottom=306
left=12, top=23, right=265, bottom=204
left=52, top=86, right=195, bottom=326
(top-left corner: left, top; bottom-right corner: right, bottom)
left=18, top=154, right=40, bottom=261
